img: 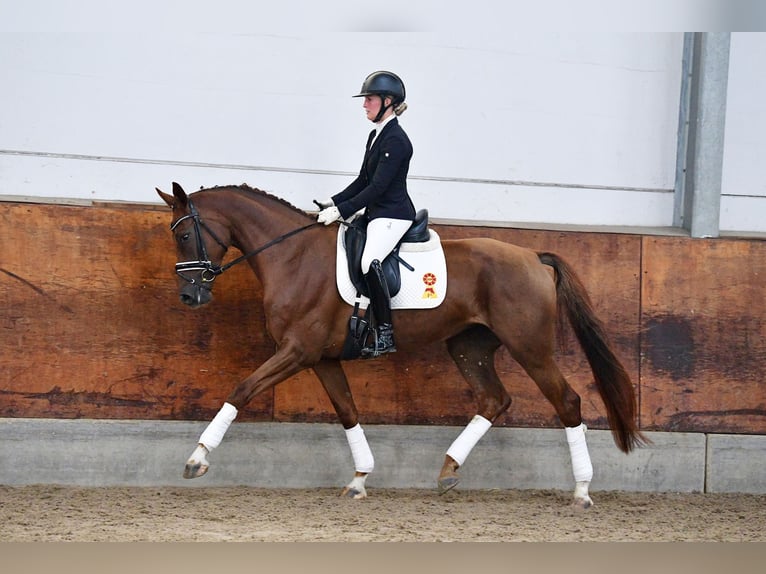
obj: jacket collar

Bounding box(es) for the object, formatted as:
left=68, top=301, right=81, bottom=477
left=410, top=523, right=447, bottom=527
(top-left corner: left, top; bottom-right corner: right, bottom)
left=369, top=116, right=398, bottom=149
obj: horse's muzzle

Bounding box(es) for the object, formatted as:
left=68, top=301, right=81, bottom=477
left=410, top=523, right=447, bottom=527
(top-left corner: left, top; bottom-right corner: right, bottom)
left=179, top=283, right=213, bottom=307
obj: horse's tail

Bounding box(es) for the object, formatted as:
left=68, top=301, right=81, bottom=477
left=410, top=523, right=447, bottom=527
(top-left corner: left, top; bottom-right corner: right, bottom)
left=538, top=252, right=647, bottom=453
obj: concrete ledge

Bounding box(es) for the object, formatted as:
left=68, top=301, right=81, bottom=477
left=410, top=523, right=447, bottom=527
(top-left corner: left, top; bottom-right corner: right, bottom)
left=0, top=418, right=760, bottom=493
left=707, top=434, right=766, bottom=493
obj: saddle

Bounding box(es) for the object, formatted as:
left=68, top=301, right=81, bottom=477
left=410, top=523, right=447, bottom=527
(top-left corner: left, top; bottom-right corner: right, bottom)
left=343, top=209, right=431, bottom=298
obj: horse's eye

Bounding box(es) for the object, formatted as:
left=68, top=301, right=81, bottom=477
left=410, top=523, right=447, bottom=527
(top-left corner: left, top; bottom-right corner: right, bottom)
left=181, top=233, right=190, bottom=242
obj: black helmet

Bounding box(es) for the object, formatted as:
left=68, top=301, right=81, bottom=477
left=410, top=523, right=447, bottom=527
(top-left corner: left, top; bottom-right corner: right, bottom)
left=354, top=71, right=406, bottom=104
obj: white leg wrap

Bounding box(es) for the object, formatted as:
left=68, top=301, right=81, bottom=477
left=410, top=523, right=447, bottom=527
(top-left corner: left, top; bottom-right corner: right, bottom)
left=198, top=402, right=238, bottom=451
left=344, top=424, right=374, bottom=473
left=347, top=474, right=367, bottom=493
left=574, top=481, right=591, bottom=501
left=446, top=415, right=493, bottom=467
left=565, top=423, right=593, bottom=483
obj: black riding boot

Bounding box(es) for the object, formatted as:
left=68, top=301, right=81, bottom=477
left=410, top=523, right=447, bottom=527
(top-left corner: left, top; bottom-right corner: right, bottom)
left=362, top=259, right=396, bottom=357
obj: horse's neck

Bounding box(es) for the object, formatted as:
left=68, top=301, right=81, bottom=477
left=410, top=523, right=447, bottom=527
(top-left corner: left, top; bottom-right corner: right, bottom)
left=218, top=191, right=314, bottom=271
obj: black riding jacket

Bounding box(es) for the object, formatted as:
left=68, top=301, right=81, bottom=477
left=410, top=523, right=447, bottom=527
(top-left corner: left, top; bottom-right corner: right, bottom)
left=332, top=117, right=416, bottom=222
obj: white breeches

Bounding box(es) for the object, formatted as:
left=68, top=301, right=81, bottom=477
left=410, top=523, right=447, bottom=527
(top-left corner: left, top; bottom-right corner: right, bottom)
left=361, top=217, right=412, bottom=274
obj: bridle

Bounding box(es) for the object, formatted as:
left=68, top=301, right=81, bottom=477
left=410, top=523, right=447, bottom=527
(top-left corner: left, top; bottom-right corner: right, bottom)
left=170, top=198, right=318, bottom=286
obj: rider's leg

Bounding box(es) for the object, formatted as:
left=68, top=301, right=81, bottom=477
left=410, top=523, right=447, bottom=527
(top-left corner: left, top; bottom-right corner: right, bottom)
left=363, top=259, right=395, bottom=356
left=360, top=218, right=411, bottom=357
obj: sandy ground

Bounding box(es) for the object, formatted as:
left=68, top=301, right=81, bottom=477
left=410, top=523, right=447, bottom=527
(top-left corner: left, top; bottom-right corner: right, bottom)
left=0, top=485, right=764, bottom=542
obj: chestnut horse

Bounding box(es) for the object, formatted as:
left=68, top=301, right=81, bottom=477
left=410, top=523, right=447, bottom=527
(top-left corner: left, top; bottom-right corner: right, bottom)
left=157, top=182, right=645, bottom=508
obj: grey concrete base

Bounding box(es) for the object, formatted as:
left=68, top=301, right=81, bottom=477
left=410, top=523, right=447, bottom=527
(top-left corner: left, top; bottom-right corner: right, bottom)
left=0, top=418, right=761, bottom=493
left=707, top=434, right=766, bottom=494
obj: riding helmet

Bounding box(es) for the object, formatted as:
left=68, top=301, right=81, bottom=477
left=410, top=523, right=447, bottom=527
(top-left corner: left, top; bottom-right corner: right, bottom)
left=354, top=71, right=406, bottom=104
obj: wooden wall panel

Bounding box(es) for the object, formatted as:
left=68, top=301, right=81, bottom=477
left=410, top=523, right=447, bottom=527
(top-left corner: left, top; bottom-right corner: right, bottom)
left=0, top=202, right=273, bottom=422
left=640, top=237, right=766, bottom=434
left=2, top=201, right=764, bottom=436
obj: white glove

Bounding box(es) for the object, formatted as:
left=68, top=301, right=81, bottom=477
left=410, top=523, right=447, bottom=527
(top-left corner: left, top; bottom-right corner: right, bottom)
left=317, top=205, right=342, bottom=225
left=314, top=198, right=334, bottom=209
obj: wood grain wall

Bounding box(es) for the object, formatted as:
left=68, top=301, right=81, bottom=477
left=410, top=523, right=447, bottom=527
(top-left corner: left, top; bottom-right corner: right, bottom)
left=1, top=201, right=764, bottom=434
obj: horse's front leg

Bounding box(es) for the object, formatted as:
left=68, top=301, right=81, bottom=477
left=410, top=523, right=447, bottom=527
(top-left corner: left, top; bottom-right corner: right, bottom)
left=184, top=342, right=308, bottom=479
left=183, top=403, right=236, bottom=478
left=313, top=358, right=372, bottom=499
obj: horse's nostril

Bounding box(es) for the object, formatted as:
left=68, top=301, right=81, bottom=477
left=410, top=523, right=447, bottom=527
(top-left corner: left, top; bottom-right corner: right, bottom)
left=180, top=293, right=195, bottom=306
left=180, top=286, right=211, bottom=307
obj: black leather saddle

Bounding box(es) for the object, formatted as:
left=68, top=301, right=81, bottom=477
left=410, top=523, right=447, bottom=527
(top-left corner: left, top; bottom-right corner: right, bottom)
left=343, top=209, right=430, bottom=298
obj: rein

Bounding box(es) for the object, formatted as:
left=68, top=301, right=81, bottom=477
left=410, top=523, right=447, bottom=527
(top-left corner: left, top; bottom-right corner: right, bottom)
left=171, top=198, right=318, bottom=285
left=217, top=221, right=319, bottom=273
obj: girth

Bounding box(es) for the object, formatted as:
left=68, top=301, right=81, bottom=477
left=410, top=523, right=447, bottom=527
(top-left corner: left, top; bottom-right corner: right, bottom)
left=343, top=209, right=430, bottom=298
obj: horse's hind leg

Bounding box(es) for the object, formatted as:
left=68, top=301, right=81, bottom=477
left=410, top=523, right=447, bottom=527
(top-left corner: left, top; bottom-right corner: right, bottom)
left=313, top=358, right=372, bottom=500
left=517, top=354, right=594, bottom=509
left=439, top=325, right=511, bottom=493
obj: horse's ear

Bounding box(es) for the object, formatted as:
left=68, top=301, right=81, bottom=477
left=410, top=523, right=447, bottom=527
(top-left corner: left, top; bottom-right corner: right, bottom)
left=156, top=188, right=175, bottom=208
left=156, top=182, right=188, bottom=209
left=171, top=182, right=189, bottom=208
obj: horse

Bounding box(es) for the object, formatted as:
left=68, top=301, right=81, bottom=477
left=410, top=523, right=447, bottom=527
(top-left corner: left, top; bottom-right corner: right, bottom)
left=156, top=182, right=646, bottom=508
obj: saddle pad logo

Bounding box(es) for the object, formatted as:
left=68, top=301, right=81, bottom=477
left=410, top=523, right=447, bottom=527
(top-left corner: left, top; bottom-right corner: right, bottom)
left=422, top=272, right=438, bottom=299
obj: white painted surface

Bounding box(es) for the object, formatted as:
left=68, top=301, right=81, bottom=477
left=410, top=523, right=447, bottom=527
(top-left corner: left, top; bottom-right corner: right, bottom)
left=720, top=33, right=766, bottom=232
left=0, top=8, right=764, bottom=231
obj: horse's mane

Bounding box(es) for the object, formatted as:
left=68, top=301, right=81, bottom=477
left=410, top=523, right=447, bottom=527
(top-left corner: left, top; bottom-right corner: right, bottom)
left=198, top=184, right=311, bottom=218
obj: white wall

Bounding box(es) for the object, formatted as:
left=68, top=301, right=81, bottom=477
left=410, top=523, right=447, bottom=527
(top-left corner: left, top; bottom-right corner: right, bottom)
left=0, top=16, right=763, bottom=232
left=720, top=33, right=766, bottom=233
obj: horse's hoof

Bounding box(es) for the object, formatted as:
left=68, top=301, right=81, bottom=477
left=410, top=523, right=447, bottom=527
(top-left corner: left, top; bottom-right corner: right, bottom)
left=572, top=496, right=593, bottom=510
left=183, top=461, right=209, bottom=479
left=437, top=476, right=460, bottom=495
left=340, top=486, right=367, bottom=500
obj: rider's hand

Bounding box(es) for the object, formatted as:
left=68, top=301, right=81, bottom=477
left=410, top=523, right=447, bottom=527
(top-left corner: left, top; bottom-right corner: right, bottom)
left=317, top=206, right=342, bottom=225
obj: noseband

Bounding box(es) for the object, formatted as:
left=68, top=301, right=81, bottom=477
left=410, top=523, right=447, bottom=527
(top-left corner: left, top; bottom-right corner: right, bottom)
left=169, top=198, right=318, bottom=286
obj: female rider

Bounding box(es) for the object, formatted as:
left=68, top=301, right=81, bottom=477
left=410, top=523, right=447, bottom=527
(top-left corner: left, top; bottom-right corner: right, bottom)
left=316, top=70, right=416, bottom=357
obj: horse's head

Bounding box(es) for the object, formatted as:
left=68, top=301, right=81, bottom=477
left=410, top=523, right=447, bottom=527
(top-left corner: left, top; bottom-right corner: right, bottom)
left=157, top=182, right=230, bottom=308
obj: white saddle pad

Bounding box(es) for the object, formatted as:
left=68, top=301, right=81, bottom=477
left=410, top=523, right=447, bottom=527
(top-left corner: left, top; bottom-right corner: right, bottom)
left=335, top=226, right=447, bottom=310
